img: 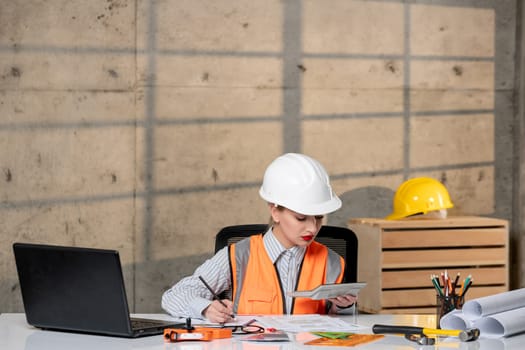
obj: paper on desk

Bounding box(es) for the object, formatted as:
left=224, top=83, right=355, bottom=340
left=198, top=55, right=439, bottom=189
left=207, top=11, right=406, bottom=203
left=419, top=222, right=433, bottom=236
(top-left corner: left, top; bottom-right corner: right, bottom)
left=254, top=314, right=365, bottom=333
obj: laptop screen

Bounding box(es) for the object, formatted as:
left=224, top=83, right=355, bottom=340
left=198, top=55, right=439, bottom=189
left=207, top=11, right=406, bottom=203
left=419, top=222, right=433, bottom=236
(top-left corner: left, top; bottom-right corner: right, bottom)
left=13, top=243, right=134, bottom=336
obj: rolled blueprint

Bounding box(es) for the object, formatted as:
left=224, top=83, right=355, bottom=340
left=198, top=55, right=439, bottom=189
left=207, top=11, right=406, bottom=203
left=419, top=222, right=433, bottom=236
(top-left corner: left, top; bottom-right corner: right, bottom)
left=474, top=307, right=525, bottom=338
left=440, top=288, right=525, bottom=338
left=462, top=288, right=525, bottom=320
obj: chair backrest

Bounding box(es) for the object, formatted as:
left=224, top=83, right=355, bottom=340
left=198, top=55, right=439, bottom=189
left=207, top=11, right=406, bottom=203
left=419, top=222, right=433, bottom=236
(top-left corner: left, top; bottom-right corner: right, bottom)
left=214, top=224, right=358, bottom=283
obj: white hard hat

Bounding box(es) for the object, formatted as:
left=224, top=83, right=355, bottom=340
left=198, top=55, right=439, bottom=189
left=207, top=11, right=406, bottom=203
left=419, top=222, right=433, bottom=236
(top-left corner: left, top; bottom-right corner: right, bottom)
left=259, top=153, right=341, bottom=216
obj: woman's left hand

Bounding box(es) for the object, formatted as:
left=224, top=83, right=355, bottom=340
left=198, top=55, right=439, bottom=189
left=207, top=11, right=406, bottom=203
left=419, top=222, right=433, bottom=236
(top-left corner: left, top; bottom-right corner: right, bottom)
left=328, top=294, right=358, bottom=312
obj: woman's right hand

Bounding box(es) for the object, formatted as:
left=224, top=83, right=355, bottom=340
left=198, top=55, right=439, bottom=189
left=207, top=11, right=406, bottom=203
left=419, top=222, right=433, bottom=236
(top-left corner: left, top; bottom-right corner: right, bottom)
left=203, top=299, right=235, bottom=323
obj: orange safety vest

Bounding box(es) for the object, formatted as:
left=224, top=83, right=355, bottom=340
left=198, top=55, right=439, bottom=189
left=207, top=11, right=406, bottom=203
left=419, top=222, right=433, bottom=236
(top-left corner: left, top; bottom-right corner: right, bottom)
left=229, top=234, right=344, bottom=315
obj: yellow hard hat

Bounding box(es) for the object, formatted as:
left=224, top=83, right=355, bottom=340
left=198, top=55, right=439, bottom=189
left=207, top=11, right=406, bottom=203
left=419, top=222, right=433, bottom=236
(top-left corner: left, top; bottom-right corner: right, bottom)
left=386, top=177, right=454, bottom=220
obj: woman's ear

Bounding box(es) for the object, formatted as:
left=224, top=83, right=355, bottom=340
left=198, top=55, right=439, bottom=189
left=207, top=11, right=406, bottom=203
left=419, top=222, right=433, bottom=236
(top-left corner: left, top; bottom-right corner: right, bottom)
left=269, top=203, right=280, bottom=224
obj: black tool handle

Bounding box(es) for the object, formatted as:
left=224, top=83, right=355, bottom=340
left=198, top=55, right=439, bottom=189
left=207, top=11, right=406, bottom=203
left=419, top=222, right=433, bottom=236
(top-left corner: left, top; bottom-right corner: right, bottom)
left=372, top=324, right=424, bottom=335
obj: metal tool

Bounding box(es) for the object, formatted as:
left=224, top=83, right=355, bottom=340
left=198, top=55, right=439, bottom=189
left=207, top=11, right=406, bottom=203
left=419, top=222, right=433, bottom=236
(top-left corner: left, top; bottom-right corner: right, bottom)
left=404, top=333, right=435, bottom=345
left=164, top=318, right=232, bottom=342
left=372, top=324, right=480, bottom=342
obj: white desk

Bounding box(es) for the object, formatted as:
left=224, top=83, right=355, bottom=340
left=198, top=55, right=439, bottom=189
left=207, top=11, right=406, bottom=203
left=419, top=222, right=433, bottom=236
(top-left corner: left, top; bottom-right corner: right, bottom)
left=1, top=313, right=524, bottom=350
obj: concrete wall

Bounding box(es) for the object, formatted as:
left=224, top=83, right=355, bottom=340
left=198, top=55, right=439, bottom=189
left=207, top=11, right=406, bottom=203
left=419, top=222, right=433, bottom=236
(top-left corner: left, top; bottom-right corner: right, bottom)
left=517, top=0, right=525, bottom=301
left=0, top=0, right=522, bottom=313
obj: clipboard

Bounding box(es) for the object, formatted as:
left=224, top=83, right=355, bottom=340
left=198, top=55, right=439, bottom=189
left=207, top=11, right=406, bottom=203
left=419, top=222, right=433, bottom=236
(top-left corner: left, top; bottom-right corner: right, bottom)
left=288, top=282, right=366, bottom=300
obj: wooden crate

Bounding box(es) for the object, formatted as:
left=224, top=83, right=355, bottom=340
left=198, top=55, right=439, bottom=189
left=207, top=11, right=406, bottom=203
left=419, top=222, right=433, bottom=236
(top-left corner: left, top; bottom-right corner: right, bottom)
left=348, top=216, right=509, bottom=314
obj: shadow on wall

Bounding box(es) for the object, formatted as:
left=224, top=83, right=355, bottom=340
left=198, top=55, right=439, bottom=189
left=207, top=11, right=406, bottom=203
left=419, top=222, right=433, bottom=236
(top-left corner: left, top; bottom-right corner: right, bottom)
left=7, top=186, right=394, bottom=314
left=129, top=185, right=394, bottom=313
left=7, top=252, right=212, bottom=314
left=328, top=186, right=395, bottom=227
left=129, top=252, right=214, bottom=313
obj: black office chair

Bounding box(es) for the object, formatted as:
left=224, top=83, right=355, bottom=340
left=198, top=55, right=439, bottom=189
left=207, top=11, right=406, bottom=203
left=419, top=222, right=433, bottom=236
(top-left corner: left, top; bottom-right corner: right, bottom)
left=214, top=224, right=358, bottom=283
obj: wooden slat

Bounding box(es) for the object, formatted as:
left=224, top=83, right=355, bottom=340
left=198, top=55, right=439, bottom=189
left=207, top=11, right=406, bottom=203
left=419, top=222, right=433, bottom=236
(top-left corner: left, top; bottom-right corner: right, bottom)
left=353, top=223, right=382, bottom=312
left=349, top=216, right=508, bottom=230
left=359, top=305, right=437, bottom=315
left=382, top=247, right=507, bottom=268
left=381, top=286, right=508, bottom=308
left=382, top=267, right=508, bottom=289
left=381, top=228, right=507, bottom=248
left=350, top=216, right=509, bottom=314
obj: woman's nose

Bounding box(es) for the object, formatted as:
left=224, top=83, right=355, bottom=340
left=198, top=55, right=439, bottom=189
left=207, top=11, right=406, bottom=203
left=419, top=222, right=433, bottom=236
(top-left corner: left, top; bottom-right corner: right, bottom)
left=306, top=216, right=318, bottom=229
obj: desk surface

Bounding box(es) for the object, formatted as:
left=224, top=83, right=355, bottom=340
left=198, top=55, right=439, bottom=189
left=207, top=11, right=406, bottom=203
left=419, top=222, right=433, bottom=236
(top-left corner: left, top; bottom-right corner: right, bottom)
left=1, top=313, right=523, bottom=350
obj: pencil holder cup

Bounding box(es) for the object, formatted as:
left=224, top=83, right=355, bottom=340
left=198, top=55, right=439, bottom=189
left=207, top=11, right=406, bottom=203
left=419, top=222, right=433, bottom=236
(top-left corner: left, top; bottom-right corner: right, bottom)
left=436, top=294, right=464, bottom=328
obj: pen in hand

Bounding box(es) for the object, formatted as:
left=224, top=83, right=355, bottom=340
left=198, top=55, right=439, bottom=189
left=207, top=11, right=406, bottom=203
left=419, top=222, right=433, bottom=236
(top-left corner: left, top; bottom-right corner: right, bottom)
left=198, top=275, right=236, bottom=319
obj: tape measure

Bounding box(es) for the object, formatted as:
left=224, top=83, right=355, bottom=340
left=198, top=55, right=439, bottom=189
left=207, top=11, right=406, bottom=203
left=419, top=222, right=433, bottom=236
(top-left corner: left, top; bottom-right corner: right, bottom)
left=164, top=327, right=232, bottom=342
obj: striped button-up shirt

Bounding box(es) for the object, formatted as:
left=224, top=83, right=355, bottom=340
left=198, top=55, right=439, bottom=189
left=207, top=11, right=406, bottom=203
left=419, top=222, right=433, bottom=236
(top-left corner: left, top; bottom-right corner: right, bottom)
left=161, top=228, right=306, bottom=318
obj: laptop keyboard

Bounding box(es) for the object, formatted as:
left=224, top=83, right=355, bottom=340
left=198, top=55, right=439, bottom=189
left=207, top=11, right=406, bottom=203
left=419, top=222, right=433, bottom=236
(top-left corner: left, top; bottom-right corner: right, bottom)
left=131, top=318, right=164, bottom=329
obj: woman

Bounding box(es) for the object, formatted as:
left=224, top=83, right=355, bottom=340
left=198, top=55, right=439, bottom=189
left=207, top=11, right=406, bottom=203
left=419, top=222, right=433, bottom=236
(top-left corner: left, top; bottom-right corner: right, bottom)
left=162, top=153, right=357, bottom=323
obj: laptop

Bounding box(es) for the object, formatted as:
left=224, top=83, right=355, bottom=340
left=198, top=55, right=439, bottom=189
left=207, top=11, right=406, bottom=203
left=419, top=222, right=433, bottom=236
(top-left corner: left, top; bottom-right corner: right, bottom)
left=13, top=242, right=183, bottom=338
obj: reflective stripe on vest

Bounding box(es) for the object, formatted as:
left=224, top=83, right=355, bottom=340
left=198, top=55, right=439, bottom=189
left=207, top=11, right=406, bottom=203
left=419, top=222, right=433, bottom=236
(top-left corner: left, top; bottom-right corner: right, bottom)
left=230, top=234, right=344, bottom=315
